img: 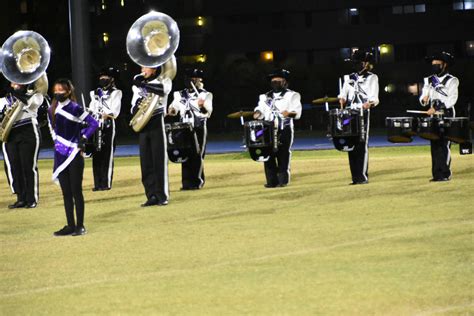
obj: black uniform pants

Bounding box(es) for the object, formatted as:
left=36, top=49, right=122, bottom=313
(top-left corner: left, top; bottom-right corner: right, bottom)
left=264, top=126, right=293, bottom=186
left=92, top=119, right=116, bottom=189
left=2, top=123, right=40, bottom=204
left=58, top=154, right=85, bottom=227
left=139, top=114, right=169, bottom=202
left=430, top=109, right=454, bottom=180
left=181, top=125, right=207, bottom=189
left=348, top=110, right=370, bottom=183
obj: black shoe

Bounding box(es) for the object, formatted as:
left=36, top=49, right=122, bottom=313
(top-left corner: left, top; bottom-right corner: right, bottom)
left=26, top=202, right=37, bottom=208
left=180, top=186, right=199, bottom=191
left=350, top=180, right=369, bottom=185
left=277, top=183, right=288, bottom=187
left=157, top=200, right=169, bottom=206
left=72, top=226, right=87, bottom=236
left=141, top=195, right=159, bottom=207
left=264, top=184, right=278, bottom=188
left=53, top=225, right=75, bottom=236
left=92, top=187, right=100, bottom=192
left=8, top=201, right=26, bottom=209
left=430, top=178, right=450, bottom=182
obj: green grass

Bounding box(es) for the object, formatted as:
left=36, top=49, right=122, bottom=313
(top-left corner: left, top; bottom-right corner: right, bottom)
left=1, top=146, right=473, bottom=315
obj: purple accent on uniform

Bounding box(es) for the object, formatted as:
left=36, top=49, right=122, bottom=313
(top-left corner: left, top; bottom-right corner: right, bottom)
left=48, top=100, right=98, bottom=176
left=343, top=118, right=352, bottom=125
left=256, top=129, right=264, bottom=138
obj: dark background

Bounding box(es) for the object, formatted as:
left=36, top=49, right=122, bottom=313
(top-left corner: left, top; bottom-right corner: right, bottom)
left=1, top=0, right=473, bottom=143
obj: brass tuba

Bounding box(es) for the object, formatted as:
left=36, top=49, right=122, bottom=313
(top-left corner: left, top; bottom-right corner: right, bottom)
left=0, top=31, right=50, bottom=142
left=126, top=11, right=179, bottom=132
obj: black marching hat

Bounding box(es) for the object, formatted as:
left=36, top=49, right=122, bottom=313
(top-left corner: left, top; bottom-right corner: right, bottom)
left=99, top=67, right=120, bottom=78
left=268, top=68, right=290, bottom=80
left=185, top=68, right=204, bottom=78
left=425, top=51, right=455, bottom=66
left=351, top=50, right=375, bottom=63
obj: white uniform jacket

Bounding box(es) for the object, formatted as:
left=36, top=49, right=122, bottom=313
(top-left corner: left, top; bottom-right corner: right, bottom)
left=338, top=72, right=379, bottom=109
left=419, top=73, right=459, bottom=110
left=168, top=89, right=213, bottom=120
left=130, top=77, right=172, bottom=114
left=89, top=88, right=122, bottom=118
left=253, top=89, right=302, bottom=127
left=0, top=93, right=43, bottom=127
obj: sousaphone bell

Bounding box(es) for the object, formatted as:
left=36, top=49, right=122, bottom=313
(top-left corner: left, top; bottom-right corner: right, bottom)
left=126, top=11, right=180, bottom=132
left=0, top=30, right=50, bottom=142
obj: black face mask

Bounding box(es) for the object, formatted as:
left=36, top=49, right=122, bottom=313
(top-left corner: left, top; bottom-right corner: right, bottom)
left=271, top=81, right=284, bottom=93
left=185, top=79, right=199, bottom=90
left=12, top=85, right=27, bottom=93
left=184, top=80, right=193, bottom=89
left=432, top=64, right=444, bottom=76
left=55, top=93, right=68, bottom=102
left=99, top=78, right=111, bottom=88
left=353, top=62, right=365, bottom=73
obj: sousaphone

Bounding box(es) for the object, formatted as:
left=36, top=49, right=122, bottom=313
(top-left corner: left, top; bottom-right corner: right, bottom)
left=0, top=30, right=50, bottom=142
left=126, top=11, right=180, bottom=132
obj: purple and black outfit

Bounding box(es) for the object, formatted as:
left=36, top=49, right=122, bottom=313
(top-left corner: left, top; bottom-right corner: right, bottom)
left=48, top=99, right=98, bottom=228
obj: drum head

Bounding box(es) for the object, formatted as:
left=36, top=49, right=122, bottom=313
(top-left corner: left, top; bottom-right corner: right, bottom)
left=249, top=147, right=272, bottom=162
left=332, top=137, right=357, bottom=152
left=168, top=148, right=190, bottom=163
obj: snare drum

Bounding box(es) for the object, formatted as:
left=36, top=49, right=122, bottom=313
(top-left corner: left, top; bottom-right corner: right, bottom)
left=244, top=120, right=275, bottom=162
left=444, top=117, right=471, bottom=144
left=385, top=117, right=416, bottom=143
left=165, top=122, right=199, bottom=163
left=244, top=120, right=274, bottom=148
left=417, top=117, right=442, bottom=140
left=328, top=109, right=362, bottom=138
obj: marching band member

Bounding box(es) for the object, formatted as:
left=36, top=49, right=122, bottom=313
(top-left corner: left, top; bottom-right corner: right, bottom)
left=88, top=67, right=122, bottom=191
left=253, top=69, right=302, bottom=188
left=131, top=66, right=172, bottom=206
left=419, top=52, right=459, bottom=182
left=1, top=80, right=44, bottom=209
left=338, top=50, right=379, bottom=185
left=168, top=68, right=213, bottom=190
left=48, top=79, right=98, bottom=236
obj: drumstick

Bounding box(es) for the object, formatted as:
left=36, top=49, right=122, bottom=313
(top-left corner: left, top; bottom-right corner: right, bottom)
left=81, top=93, right=86, bottom=109
left=338, top=78, right=343, bottom=110
left=406, top=110, right=443, bottom=115
left=190, top=81, right=200, bottom=96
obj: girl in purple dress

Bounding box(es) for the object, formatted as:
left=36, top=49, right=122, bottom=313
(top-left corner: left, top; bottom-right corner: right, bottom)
left=48, top=79, right=98, bottom=236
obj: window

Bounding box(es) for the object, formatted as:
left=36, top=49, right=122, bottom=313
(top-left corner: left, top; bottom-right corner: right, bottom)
left=393, top=6, right=403, bottom=14
left=102, top=32, right=109, bottom=46
left=415, top=4, right=426, bottom=12
left=392, top=4, right=426, bottom=14
left=467, top=41, right=474, bottom=56
left=348, top=8, right=359, bottom=25
left=20, top=0, right=27, bottom=13
left=453, top=0, right=474, bottom=10
left=260, top=51, right=274, bottom=62
left=404, top=5, right=414, bottom=13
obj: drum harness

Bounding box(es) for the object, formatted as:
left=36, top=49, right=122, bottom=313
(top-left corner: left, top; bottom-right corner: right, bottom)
left=89, top=88, right=114, bottom=152
left=264, top=91, right=286, bottom=152
left=343, top=74, right=367, bottom=142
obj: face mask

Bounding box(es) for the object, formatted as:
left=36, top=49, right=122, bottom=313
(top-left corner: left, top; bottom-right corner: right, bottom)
left=432, top=64, right=444, bottom=76
left=271, top=81, right=284, bottom=92
left=99, top=78, right=111, bottom=88
left=353, top=62, right=365, bottom=73
left=55, top=93, right=68, bottom=102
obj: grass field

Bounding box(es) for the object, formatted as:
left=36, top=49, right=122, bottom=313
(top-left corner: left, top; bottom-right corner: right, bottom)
left=0, top=146, right=473, bottom=315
